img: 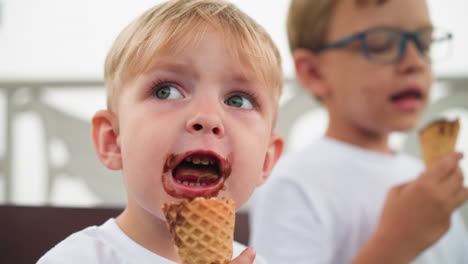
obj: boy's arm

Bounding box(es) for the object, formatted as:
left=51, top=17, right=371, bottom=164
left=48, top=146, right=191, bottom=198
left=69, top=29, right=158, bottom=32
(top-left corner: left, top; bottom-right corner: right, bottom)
left=352, top=152, right=468, bottom=264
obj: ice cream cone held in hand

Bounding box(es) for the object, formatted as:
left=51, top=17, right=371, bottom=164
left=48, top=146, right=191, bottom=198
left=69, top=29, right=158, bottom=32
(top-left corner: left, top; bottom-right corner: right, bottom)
left=163, top=197, right=236, bottom=264
left=419, top=119, right=460, bottom=167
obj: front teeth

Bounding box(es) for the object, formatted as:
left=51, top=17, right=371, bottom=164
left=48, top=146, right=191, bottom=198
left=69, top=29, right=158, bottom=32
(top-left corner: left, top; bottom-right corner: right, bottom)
left=175, top=179, right=209, bottom=186
left=185, top=156, right=216, bottom=165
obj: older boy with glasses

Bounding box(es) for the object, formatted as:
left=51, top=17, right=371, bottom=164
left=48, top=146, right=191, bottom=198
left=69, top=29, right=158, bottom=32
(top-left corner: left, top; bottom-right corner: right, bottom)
left=251, top=0, right=468, bottom=263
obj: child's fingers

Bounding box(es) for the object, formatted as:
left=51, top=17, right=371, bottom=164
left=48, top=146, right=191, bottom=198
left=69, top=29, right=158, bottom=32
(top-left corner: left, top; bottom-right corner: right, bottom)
left=230, top=247, right=256, bottom=264
left=440, top=167, right=464, bottom=195
left=387, top=182, right=405, bottom=193
left=452, top=187, right=468, bottom=210
left=451, top=168, right=464, bottom=195
left=422, top=152, right=463, bottom=182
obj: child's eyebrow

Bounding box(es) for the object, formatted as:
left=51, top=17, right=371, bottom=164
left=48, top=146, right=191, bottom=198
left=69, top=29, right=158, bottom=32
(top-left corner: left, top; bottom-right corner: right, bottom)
left=147, top=59, right=256, bottom=85
left=227, top=75, right=256, bottom=87
left=146, top=60, right=199, bottom=79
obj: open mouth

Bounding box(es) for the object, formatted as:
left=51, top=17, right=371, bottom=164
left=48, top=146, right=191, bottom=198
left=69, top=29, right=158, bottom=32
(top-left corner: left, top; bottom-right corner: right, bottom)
left=389, top=88, right=424, bottom=111
left=390, top=89, right=423, bottom=101
left=163, top=151, right=231, bottom=199
left=172, top=154, right=222, bottom=187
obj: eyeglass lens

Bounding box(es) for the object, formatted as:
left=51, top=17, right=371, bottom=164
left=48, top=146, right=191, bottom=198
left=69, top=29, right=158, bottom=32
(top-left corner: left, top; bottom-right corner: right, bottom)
left=363, top=29, right=451, bottom=62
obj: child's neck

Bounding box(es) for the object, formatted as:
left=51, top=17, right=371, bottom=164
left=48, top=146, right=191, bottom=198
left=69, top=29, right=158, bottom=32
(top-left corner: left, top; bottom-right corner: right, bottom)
left=325, top=120, right=392, bottom=154
left=116, top=203, right=179, bottom=262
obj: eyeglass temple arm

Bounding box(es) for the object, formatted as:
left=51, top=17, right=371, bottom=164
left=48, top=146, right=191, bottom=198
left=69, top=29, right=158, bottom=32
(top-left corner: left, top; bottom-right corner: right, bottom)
left=315, top=34, right=362, bottom=52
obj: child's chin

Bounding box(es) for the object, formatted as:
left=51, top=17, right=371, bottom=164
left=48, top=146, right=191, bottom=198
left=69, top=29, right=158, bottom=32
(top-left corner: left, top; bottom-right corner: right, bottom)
left=391, top=121, right=418, bottom=133
left=388, top=113, right=421, bottom=131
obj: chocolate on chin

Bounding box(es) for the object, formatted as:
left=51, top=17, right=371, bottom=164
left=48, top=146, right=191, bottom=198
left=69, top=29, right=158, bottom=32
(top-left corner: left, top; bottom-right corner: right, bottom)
left=162, top=197, right=236, bottom=264
left=419, top=119, right=460, bottom=167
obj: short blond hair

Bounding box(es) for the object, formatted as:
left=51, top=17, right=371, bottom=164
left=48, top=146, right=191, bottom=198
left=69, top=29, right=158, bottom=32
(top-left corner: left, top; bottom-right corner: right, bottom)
left=105, top=0, right=282, bottom=111
left=287, top=0, right=389, bottom=52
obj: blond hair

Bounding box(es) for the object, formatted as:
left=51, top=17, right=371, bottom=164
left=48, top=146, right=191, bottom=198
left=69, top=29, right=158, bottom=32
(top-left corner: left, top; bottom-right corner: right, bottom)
left=287, top=0, right=389, bottom=52
left=105, top=0, right=282, bottom=111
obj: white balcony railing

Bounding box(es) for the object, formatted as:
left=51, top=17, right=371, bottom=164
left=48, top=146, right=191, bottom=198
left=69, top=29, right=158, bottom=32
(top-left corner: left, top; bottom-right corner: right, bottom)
left=0, top=77, right=467, bottom=220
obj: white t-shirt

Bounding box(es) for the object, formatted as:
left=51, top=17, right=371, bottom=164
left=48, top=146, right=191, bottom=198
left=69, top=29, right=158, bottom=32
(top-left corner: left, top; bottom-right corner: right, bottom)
left=38, top=218, right=266, bottom=264
left=250, top=137, right=468, bottom=264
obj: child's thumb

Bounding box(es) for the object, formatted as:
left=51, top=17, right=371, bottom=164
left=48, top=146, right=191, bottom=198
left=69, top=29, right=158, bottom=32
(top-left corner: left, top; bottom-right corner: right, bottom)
left=230, top=247, right=256, bottom=264
left=390, top=182, right=409, bottom=194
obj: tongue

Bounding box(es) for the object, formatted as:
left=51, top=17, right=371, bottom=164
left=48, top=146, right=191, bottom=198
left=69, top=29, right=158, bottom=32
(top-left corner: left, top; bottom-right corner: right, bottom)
left=174, top=165, right=219, bottom=184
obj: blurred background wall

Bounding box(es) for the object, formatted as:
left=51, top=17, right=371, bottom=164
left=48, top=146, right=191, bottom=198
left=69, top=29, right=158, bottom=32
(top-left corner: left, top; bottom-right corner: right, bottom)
left=0, top=0, right=467, bottom=208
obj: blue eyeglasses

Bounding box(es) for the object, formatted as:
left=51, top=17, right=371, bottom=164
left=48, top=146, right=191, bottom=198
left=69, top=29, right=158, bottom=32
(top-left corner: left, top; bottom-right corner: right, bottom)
left=315, top=27, right=453, bottom=63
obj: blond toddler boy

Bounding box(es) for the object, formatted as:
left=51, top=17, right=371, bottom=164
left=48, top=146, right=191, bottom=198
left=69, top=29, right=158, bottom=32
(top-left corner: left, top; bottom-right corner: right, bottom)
left=37, top=0, right=285, bottom=263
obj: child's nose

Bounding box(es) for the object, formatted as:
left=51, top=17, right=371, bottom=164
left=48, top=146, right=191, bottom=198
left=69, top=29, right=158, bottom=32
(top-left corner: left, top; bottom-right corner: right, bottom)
left=186, top=112, right=225, bottom=138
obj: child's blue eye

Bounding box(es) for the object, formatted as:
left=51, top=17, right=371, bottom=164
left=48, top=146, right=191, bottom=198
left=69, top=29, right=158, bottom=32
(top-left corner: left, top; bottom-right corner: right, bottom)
left=225, top=95, right=254, bottom=109
left=153, top=85, right=182, bottom=100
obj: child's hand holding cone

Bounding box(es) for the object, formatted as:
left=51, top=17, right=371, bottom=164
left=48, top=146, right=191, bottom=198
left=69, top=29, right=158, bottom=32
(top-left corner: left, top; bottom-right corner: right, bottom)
left=418, top=118, right=466, bottom=211
left=356, top=123, right=467, bottom=264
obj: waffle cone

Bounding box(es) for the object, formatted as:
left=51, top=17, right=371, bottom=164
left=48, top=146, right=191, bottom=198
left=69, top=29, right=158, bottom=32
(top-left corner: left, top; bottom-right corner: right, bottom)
left=162, top=197, right=236, bottom=264
left=419, top=119, right=460, bottom=167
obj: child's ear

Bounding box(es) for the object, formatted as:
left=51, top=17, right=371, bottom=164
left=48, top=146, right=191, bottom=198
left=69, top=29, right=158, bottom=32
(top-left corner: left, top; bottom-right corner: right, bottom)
left=293, top=48, right=328, bottom=99
left=257, top=133, right=284, bottom=186
left=91, top=110, right=122, bottom=170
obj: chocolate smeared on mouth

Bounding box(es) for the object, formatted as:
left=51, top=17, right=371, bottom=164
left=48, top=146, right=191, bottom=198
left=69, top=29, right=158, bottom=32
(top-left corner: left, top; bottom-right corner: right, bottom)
left=173, top=154, right=221, bottom=186
left=164, top=154, right=177, bottom=173
left=162, top=152, right=233, bottom=199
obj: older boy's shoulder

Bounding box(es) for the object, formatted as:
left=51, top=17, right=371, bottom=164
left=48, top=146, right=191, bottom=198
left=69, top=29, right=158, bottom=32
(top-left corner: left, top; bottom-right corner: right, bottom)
left=273, top=138, right=342, bottom=176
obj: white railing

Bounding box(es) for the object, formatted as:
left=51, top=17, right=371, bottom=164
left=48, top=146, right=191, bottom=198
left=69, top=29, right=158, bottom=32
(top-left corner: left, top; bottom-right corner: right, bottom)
left=0, top=77, right=467, bottom=215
